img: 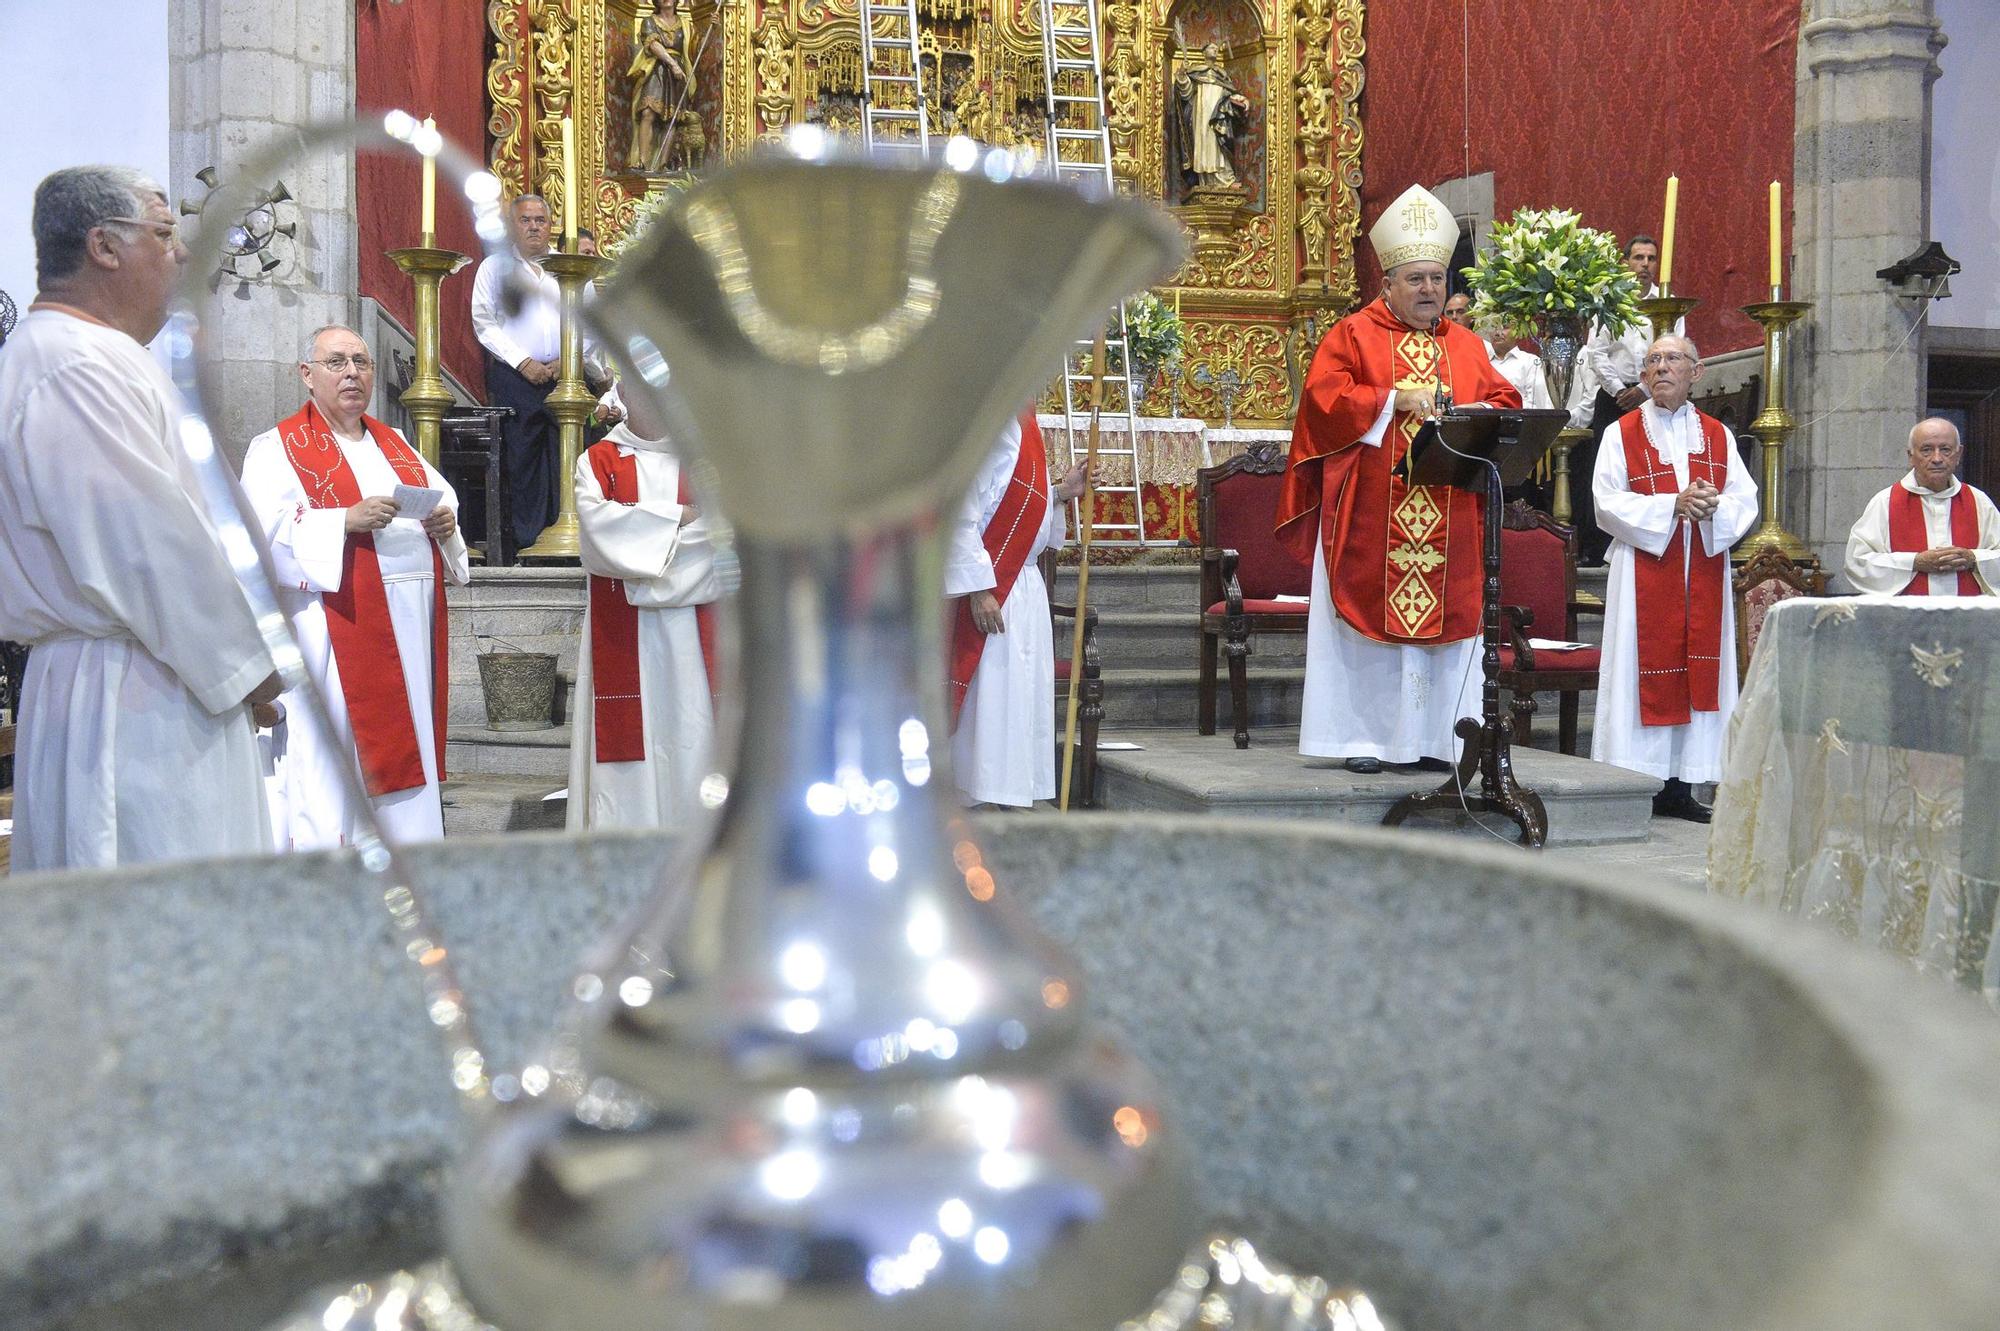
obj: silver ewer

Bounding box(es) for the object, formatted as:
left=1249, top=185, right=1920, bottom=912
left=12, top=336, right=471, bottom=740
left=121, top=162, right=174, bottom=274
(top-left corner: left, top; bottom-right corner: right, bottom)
left=442, top=138, right=1196, bottom=1331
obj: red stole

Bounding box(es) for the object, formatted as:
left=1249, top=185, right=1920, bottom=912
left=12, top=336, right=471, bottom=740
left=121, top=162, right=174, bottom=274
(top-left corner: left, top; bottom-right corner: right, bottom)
left=949, top=414, right=1051, bottom=729
left=276, top=402, right=447, bottom=797
left=1275, top=299, right=1523, bottom=643
left=1889, top=483, right=1980, bottom=596
left=1619, top=409, right=1730, bottom=727
left=586, top=442, right=718, bottom=764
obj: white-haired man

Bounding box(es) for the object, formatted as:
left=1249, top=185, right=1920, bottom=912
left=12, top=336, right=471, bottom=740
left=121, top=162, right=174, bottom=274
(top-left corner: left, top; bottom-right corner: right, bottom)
left=1275, top=183, right=1522, bottom=774
left=1843, top=417, right=2000, bottom=596
left=240, top=324, right=470, bottom=847
left=1591, top=334, right=1758, bottom=822
left=0, top=165, right=279, bottom=869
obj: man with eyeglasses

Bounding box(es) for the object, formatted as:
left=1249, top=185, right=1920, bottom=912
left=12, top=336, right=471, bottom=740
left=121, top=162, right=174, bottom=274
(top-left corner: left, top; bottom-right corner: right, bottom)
left=0, top=165, right=281, bottom=869
left=1843, top=418, right=2000, bottom=597
left=1590, top=333, right=1758, bottom=822
left=238, top=325, right=470, bottom=848
left=470, top=194, right=613, bottom=556
left=1277, top=184, right=1522, bottom=776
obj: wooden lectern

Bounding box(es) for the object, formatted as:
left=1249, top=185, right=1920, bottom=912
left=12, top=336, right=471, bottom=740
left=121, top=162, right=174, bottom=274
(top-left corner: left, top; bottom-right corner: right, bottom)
left=1382, top=407, right=1572, bottom=846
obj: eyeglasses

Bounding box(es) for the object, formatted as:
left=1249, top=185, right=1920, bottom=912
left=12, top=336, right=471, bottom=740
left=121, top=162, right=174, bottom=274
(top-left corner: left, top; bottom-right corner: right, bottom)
left=100, top=216, right=180, bottom=246
left=308, top=355, right=375, bottom=373
left=1642, top=352, right=1695, bottom=367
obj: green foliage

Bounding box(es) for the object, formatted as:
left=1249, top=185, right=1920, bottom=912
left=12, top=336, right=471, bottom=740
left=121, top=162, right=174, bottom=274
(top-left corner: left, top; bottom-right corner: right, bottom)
left=1121, top=291, right=1186, bottom=369
left=1462, top=207, right=1643, bottom=340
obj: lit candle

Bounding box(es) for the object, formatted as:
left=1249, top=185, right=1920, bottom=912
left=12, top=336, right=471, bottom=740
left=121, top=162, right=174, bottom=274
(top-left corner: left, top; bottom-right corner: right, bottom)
left=1768, top=179, right=1783, bottom=295
left=561, top=115, right=578, bottom=249
left=420, top=116, right=437, bottom=247
left=1659, top=175, right=1679, bottom=290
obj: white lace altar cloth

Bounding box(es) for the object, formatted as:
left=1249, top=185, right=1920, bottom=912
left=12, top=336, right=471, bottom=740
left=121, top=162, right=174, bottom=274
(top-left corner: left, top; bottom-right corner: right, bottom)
left=1710, top=596, right=2000, bottom=1005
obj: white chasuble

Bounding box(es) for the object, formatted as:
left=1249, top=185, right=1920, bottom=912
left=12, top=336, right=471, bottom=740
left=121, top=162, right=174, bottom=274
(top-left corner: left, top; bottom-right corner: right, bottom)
left=0, top=308, right=274, bottom=869
left=566, top=426, right=720, bottom=831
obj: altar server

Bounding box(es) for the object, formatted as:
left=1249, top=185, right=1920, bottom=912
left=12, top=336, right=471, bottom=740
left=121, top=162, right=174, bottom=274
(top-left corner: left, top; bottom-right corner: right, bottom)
left=566, top=380, right=721, bottom=831
left=1275, top=183, right=1521, bottom=774
left=1590, top=334, right=1758, bottom=822
left=241, top=324, right=469, bottom=848
left=946, top=413, right=1087, bottom=808
left=1843, top=417, right=2000, bottom=596
left=0, top=165, right=278, bottom=870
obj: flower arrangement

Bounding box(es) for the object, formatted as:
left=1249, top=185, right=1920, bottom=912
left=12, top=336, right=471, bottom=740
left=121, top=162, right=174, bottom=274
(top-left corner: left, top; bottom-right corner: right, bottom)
left=1121, top=291, right=1186, bottom=371
left=1462, top=207, right=1643, bottom=339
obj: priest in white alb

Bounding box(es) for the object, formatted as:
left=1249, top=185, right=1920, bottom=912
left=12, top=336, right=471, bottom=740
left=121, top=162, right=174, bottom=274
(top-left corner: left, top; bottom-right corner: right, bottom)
left=1843, top=417, right=2000, bottom=596
left=566, top=380, right=721, bottom=831
left=945, top=413, right=1086, bottom=808
left=1590, top=333, right=1757, bottom=822
left=240, top=324, right=469, bottom=848
left=0, top=165, right=279, bottom=870
left=1275, top=184, right=1522, bottom=774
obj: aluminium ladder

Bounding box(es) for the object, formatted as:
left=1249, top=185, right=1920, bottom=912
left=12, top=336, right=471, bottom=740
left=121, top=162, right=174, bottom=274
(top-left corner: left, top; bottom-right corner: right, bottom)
left=1037, top=0, right=1148, bottom=543
left=858, top=0, right=931, bottom=156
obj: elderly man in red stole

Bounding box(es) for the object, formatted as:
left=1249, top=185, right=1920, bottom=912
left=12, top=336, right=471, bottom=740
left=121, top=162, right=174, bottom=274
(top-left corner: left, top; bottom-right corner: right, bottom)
left=945, top=413, right=1088, bottom=807
left=1590, top=333, right=1757, bottom=823
left=241, top=324, right=470, bottom=847
left=1275, top=184, right=1521, bottom=775
left=1843, top=417, right=2000, bottom=597
left=566, top=380, right=721, bottom=831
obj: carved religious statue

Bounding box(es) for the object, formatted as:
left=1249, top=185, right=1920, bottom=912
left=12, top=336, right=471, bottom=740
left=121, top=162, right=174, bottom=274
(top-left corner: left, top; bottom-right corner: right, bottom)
left=1172, top=43, right=1250, bottom=192
left=628, top=2, right=695, bottom=174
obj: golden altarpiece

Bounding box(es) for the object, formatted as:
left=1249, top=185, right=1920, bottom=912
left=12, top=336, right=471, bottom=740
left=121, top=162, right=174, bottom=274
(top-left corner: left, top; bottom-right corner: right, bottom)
left=485, top=0, right=1364, bottom=429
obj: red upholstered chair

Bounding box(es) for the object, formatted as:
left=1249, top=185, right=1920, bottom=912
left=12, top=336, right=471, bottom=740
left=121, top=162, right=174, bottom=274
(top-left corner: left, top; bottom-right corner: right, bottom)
left=1197, top=443, right=1311, bottom=748
left=1041, top=550, right=1103, bottom=807
left=1496, top=501, right=1602, bottom=755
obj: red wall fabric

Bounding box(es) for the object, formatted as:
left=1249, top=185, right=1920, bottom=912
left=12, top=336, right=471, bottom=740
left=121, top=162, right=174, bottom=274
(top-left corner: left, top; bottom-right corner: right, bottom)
left=356, top=0, right=490, bottom=396
left=1357, top=1, right=1801, bottom=353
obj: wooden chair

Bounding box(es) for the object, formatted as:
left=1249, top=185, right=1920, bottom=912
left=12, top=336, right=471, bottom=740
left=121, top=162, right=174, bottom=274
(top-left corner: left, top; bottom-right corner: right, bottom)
left=439, top=406, right=516, bottom=566
left=1735, top=547, right=1826, bottom=676
left=1196, top=442, right=1311, bottom=748
left=1042, top=550, right=1103, bottom=808
left=1496, top=501, right=1603, bottom=755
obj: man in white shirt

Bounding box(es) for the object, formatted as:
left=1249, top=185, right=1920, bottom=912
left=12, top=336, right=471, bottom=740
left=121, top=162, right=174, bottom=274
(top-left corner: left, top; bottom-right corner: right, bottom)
left=469, top=194, right=610, bottom=554
left=945, top=414, right=1086, bottom=807
left=0, top=165, right=279, bottom=869
left=1574, top=234, right=1665, bottom=564
left=1590, top=334, right=1758, bottom=822
left=1844, top=417, right=2000, bottom=596
left=240, top=325, right=470, bottom=847
left=567, top=380, right=721, bottom=831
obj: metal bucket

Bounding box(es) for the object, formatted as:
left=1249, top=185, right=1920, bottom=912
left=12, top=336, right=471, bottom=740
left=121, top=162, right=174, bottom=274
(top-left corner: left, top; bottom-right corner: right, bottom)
left=475, top=651, right=557, bottom=731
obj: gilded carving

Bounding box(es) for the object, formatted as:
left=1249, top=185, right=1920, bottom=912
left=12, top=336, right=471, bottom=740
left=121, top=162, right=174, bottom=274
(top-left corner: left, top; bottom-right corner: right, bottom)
left=1179, top=318, right=1290, bottom=422
left=486, top=2, right=532, bottom=197
left=532, top=0, right=578, bottom=222
left=754, top=18, right=795, bottom=139
left=1104, top=0, right=1144, bottom=188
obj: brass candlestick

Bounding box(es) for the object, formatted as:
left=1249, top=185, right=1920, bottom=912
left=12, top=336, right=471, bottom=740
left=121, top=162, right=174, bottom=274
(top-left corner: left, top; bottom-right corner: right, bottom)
left=1638, top=288, right=1700, bottom=346
left=1550, top=425, right=1591, bottom=529
left=1737, top=298, right=1815, bottom=563
left=386, top=245, right=470, bottom=466
left=518, top=249, right=603, bottom=561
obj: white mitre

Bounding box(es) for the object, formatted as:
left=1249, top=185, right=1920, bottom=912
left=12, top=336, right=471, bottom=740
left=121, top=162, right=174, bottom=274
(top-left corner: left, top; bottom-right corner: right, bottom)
left=1368, top=183, right=1459, bottom=272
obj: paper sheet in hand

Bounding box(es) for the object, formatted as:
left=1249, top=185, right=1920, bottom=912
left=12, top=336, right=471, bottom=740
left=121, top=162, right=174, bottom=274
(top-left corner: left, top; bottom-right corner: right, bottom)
left=393, top=484, right=443, bottom=520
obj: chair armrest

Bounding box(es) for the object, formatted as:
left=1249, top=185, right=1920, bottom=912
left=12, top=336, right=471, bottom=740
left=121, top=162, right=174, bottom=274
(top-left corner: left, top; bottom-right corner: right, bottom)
left=1199, top=544, right=1225, bottom=609
left=1500, top=603, right=1535, bottom=669
left=1221, top=548, right=1244, bottom=617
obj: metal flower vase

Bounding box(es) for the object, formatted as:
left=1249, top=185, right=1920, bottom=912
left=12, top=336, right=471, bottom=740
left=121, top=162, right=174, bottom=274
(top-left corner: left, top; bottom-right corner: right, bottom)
left=1536, top=314, right=1587, bottom=411
left=443, top=144, right=1195, bottom=1331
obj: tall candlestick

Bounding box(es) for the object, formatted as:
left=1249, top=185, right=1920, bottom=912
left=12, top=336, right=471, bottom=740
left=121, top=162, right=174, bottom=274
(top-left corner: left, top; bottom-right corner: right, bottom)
left=1659, top=175, right=1679, bottom=289
left=561, top=115, right=578, bottom=249
left=1768, top=180, right=1783, bottom=297
left=420, top=116, right=437, bottom=247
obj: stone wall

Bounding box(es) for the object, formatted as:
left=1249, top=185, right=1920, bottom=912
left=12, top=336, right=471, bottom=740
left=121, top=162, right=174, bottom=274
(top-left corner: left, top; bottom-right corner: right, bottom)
left=168, top=0, right=359, bottom=464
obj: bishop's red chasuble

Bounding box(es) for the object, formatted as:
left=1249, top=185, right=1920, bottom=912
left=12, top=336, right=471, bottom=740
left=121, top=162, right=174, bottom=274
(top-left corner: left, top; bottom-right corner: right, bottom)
left=585, top=440, right=718, bottom=763
left=949, top=413, right=1051, bottom=729
left=1617, top=409, right=1730, bottom=727
left=276, top=402, right=447, bottom=797
left=1889, top=484, right=1981, bottom=596
left=1275, top=299, right=1521, bottom=643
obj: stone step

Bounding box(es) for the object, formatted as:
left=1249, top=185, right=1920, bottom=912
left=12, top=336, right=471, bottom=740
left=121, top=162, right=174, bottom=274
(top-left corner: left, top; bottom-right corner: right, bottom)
left=1090, top=608, right=1307, bottom=671
left=441, top=775, right=567, bottom=836
left=1085, top=664, right=1304, bottom=731
left=446, top=723, right=573, bottom=779
left=1049, top=563, right=1200, bottom=611
left=450, top=565, right=589, bottom=611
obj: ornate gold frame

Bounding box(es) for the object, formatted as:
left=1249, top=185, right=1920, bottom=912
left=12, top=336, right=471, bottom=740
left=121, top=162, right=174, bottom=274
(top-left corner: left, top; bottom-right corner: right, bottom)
left=485, top=0, right=1364, bottom=425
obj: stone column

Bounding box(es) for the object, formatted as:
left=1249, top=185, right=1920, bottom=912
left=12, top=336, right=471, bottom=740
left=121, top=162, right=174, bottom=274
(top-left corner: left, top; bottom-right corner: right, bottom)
left=1792, top=1, right=1946, bottom=572
left=169, top=0, right=357, bottom=465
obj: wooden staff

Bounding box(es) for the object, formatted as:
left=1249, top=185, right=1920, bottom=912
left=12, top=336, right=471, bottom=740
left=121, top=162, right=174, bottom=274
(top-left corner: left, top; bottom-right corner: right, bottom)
left=1058, top=332, right=1109, bottom=812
